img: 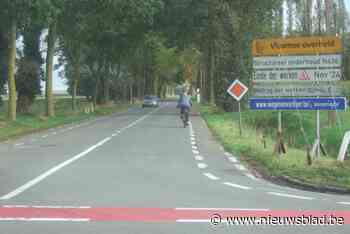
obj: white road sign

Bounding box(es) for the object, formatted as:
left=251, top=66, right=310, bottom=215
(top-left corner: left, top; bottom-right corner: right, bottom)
left=253, top=68, right=341, bottom=82
left=253, top=54, right=341, bottom=70
left=252, top=82, right=342, bottom=97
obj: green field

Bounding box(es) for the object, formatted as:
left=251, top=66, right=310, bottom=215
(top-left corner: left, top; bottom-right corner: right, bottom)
left=0, top=98, right=133, bottom=141
left=200, top=104, right=350, bottom=189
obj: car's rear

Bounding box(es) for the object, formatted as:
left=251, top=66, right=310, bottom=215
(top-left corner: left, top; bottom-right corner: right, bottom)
left=142, top=96, right=159, bottom=108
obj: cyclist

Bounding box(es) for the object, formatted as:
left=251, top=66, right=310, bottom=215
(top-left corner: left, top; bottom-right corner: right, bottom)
left=177, top=91, right=192, bottom=127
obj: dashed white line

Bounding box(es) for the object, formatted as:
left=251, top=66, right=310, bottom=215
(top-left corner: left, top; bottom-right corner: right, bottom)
left=245, top=173, right=259, bottom=181
left=192, top=146, right=198, bottom=150
left=223, top=182, right=252, bottom=190
left=192, top=150, right=199, bottom=155
left=203, top=173, right=220, bottom=180
left=267, top=192, right=314, bottom=200
left=234, top=164, right=247, bottom=171
left=191, top=141, right=196, bottom=145
left=228, top=157, right=238, bottom=163
left=336, top=202, right=350, bottom=205
left=194, top=155, right=204, bottom=161
left=197, top=163, right=208, bottom=169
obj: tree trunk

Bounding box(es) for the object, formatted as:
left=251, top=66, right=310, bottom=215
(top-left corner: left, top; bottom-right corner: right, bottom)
left=93, top=76, right=99, bottom=108
left=45, top=21, right=56, bottom=117
left=129, top=82, right=133, bottom=104
left=209, top=41, right=215, bottom=105
left=7, top=18, right=17, bottom=121
left=72, top=78, right=79, bottom=111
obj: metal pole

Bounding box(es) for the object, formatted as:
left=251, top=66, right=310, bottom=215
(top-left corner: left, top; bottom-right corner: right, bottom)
left=238, top=101, right=242, bottom=136
left=278, top=111, right=282, bottom=133
left=316, top=109, right=320, bottom=159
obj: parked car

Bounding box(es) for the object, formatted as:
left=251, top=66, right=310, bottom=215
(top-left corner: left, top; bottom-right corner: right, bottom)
left=142, top=95, right=160, bottom=108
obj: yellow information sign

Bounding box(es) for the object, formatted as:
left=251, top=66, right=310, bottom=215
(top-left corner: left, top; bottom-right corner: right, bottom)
left=252, top=36, right=342, bottom=56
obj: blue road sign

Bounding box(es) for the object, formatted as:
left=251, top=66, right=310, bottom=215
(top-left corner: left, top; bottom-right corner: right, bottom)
left=249, top=97, right=347, bottom=110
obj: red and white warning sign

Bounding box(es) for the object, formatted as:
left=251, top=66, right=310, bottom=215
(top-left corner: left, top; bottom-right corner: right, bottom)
left=227, top=79, right=249, bottom=101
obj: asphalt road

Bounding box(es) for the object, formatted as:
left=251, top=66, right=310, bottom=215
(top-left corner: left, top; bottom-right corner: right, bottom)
left=0, top=101, right=349, bottom=233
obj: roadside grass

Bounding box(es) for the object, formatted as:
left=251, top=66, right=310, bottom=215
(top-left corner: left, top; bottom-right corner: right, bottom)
left=0, top=99, right=134, bottom=142
left=200, top=105, right=350, bottom=189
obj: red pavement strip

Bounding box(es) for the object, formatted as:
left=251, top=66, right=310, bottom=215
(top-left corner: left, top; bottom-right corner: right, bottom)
left=0, top=207, right=350, bottom=223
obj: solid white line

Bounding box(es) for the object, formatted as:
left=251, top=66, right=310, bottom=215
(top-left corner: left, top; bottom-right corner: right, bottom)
left=176, top=219, right=210, bottom=223
left=223, top=182, right=252, bottom=190
left=234, top=164, right=247, bottom=171
left=0, top=107, right=159, bottom=201
left=3, top=205, right=29, bottom=208
left=0, top=218, right=90, bottom=222
left=0, top=137, right=111, bottom=200
left=267, top=192, right=314, bottom=200
left=197, top=163, right=208, bottom=169
left=336, top=202, right=350, bottom=205
left=194, top=155, right=204, bottom=161
left=2, top=205, right=91, bottom=209
left=203, top=173, right=220, bottom=180
left=175, top=207, right=269, bottom=211
left=228, top=157, right=238, bottom=163
left=192, top=150, right=199, bottom=155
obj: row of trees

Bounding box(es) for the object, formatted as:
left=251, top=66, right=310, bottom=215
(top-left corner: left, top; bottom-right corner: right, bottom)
left=0, top=0, right=349, bottom=121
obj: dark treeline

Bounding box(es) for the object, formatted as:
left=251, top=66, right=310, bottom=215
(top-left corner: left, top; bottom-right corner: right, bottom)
left=0, top=0, right=349, bottom=121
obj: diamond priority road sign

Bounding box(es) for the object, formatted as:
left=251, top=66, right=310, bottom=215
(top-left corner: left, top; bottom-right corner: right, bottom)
left=249, top=97, right=347, bottom=111
left=227, top=79, right=249, bottom=101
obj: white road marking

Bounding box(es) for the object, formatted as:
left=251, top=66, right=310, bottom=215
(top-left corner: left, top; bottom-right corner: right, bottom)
left=223, top=182, right=252, bottom=190
left=0, top=218, right=90, bottom=222
left=0, top=136, right=112, bottom=200
left=245, top=173, right=259, bottom=181
left=42, top=135, right=48, bottom=138
left=203, top=173, right=220, bottom=180
left=191, top=141, right=196, bottom=145
left=14, top=143, right=24, bottom=146
left=234, top=164, right=247, bottom=171
left=175, top=208, right=269, bottom=211
left=224, top=152, right=233, bottom=157
left=190, top=137, right=196, bottom=141
left=2, top=205, right=90, bottom=209
left=192, top=146, right=198, bottom=150
left=228, top=157, right=238, bottom=163
left=194, top=155, right=204, bottom=161
left=68, top=127, right=74, bottom=130
left=197, top=163, right=208, bottom=169
left=176, top=219, right=210, bottom=223
left=111, top=133, right=118, bottom=137
left=52, top=132, right=57, bottom=135
left=3, top=205, right=29, bottom=208
left=192, top=150, right=199, bottom=154
left=267, top=192, right=314, bottom=200
left=0, top=108, right=161, bottom=200
left=336, top=202, right=350, bottom=205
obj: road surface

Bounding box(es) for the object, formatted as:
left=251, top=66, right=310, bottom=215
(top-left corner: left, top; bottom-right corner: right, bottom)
left=0, top=102, right=349, bottom=233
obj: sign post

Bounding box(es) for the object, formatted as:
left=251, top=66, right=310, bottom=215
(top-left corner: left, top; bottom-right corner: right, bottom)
left=251, top=36, right=345, bottom=159
left=227, top=80, right=248, bottom=136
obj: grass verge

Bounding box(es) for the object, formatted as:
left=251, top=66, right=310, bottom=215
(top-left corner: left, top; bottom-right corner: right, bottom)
left=200, top=104, right=350, bottom=190
left=0, top=99, right=135, bottom=142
